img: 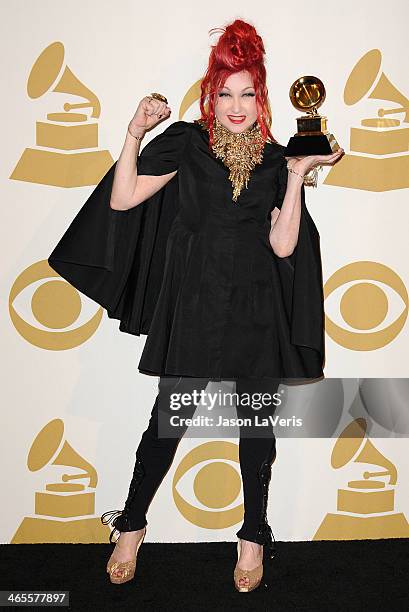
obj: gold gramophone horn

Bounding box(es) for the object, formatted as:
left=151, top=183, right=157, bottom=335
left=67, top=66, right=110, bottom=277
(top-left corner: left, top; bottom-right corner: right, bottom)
left=344, top=48, right=409, bottom=123
left=28, top=418, right=98, bottom=488
left=27, top=41, right=101, bottom=118
left=331, top=418, right=397, bottom=486
left=289, top=75, right=326, bottom=116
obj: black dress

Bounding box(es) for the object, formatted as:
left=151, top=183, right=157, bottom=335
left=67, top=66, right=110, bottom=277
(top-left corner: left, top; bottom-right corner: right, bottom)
left=48, top=120, right=325, bottom=382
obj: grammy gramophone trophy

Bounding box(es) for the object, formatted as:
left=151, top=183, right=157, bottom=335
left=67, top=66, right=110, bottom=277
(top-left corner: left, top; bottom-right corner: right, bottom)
left=12, top=418, right=109, bottom=544
left=284, top=76, right=341, bottom=185
left=10, top=41, right=113, bottom=187
left=314, top=418, right=409, bottom=540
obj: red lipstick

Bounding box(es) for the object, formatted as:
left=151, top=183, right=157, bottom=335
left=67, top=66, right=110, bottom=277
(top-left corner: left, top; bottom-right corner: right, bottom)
left=227, top=115, right=246, bottom=124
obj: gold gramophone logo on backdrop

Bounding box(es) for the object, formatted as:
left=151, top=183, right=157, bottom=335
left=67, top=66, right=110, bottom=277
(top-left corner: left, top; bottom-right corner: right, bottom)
left=178, top=79, right=203, bottom=120
left=9, top=260, right=103, bottom=349
left=172, top=441, right=246, bottom=529
left=12, top=419, right=109, bottom=543
left=10, top=41, right=113, bottom=187
left=314, top=418, right=409, bottom=540
left=324, top=49, right=409, bottom=191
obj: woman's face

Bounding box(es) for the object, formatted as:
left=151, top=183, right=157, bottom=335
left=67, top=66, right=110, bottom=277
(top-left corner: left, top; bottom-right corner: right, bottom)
left=214, top=70, right=258, bottom=133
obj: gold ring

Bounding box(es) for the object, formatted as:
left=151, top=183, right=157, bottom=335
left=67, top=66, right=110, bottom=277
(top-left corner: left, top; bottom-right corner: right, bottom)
left=150, top=92, right=168, bottom=104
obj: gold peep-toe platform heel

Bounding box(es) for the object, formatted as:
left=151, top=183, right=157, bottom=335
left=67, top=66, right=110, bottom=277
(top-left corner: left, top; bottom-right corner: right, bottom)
left=102, top=514, right=146, bottom=585
left=101, top=452, right=147, bottom=584
left=234, top=452, right=278, bottom=592
left=234, top=539, right=263, bottom=592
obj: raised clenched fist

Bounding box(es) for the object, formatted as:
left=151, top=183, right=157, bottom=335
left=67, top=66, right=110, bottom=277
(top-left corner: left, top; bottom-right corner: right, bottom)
left=129, top=96, right=172, bottom=135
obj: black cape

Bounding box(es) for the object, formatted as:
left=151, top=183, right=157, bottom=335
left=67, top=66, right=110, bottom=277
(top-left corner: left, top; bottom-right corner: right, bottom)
left=48, top=155, right=325, bottom=383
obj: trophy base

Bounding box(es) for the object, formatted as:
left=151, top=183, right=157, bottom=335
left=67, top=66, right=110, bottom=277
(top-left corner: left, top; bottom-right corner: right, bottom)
left=313, top=512, right=409, bottom=540
left=9, top=147, right=114, bottom=187
left=11, top=516, right=109, bottom=543
left=323, top=152, right=409, bottom=191
left=284, top=133, right=340, bottom=157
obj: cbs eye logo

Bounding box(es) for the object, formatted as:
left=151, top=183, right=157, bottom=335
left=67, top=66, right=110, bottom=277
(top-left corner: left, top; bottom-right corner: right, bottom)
left=9, top=260, right=103, bottom=349
left=324, top=261, right=408, bottom=350
left=172, top=441, right=244, bottom=529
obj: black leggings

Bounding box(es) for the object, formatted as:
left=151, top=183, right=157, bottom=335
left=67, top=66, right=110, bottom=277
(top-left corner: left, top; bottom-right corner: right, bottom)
left=101, top=376, right=280, bottom=556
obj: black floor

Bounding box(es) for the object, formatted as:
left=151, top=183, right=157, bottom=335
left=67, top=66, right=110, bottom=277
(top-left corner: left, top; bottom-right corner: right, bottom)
left=1, top=539, right=408, bottom=611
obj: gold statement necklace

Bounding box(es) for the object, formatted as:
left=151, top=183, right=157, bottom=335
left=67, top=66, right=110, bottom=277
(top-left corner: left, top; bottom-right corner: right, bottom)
left=196, top=116, right=265, bottom=202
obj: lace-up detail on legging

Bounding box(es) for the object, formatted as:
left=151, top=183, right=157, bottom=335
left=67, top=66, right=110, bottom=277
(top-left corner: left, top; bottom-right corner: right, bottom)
left=256, top=447, right=277, bottom=562
left=101, top=452, right=145, bottom=544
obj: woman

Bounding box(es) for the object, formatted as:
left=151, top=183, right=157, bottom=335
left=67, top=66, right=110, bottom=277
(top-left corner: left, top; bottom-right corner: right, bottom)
left=48, top=19, right=343, bottom=592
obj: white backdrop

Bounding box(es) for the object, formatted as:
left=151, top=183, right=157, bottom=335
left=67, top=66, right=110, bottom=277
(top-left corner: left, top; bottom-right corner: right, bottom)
left=1, top=0, right=408, bottom=543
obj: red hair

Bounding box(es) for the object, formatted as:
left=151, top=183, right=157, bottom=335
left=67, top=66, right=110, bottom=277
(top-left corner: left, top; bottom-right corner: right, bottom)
left=198, top=19, right=278, bottom=148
